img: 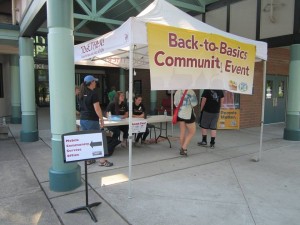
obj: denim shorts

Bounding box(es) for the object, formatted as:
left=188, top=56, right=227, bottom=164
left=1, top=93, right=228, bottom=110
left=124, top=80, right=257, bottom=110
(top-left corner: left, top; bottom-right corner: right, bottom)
left=80, top=120, right=100, bottom=131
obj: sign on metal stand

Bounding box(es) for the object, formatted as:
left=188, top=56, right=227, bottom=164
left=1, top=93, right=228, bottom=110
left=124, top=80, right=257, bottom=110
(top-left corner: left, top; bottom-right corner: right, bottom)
left=62, top=130, right=108, bottom=223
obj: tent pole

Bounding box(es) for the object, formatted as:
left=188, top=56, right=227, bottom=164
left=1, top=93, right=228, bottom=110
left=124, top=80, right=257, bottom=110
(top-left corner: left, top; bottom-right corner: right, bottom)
left=128, top=44, right=134, bottom=198
left=171, top=90, right=174, bottom=136
left=255, top=60, right=267, bottom=162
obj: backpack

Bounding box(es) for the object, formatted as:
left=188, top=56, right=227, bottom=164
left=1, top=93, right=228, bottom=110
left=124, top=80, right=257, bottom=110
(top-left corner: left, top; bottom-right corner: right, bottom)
left=105, top=136, right=121, bottom=157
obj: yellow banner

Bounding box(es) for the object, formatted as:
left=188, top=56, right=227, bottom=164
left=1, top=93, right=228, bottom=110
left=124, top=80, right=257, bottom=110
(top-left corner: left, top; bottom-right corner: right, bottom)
left=147, top=23, right=256, bottom=94
left=217, top=109, right=240, bottom=129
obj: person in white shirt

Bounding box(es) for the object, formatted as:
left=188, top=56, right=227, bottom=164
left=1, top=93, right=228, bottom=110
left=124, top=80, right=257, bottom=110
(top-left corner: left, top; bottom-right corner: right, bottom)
left=174, top=89, right=198, bottom=156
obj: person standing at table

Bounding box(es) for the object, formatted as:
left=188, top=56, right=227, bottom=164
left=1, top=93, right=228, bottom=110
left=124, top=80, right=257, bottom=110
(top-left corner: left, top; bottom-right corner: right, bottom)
left=106, top=91, right=129, bottom=147
left=79, top=75, right=113, bottom=167
left=198, top=89, right=224, bottom=149
left=132, top=94, right=149, bottom=146
left=174, top=89, right=198, bottom=156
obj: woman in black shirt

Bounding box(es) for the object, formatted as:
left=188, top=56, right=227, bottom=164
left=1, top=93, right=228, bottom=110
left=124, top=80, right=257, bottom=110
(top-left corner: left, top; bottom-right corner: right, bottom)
left=79, top=75, right=113, bottom=167
left=106, top=91, right=129, bottom=147
left=132, top=95, right=149, bottom=145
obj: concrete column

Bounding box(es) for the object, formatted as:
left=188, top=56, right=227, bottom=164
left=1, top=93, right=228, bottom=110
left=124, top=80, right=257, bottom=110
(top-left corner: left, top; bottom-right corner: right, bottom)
left=120, top=68, right=125, bottom=92
left=19, top=37, right=39, bottom=141
left=47, top=0, right=81, bottom=191
left=10, top=55, right=21, bottom=124
left=284, top=44, right=300, bottom=140
left=150, top=91, right=157, bottom=115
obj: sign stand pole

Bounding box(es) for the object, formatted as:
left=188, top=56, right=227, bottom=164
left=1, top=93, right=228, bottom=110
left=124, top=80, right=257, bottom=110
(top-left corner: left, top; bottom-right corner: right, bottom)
left=66, top=161, right=101, bottom=222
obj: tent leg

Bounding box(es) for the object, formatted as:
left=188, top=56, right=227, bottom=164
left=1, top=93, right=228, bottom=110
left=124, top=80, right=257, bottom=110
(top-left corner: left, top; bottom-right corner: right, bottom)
left=253, top=60, right=267, bottom=162
left=128, top=44, right=134, bottom=198
left=171, top=90, right=174, bottom=136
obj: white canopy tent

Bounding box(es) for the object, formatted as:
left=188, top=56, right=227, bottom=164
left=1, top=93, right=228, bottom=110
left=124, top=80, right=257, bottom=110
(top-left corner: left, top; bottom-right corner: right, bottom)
left=75, top=0, right=267, bottom=67
left=75, top=0, right=268, bottom=196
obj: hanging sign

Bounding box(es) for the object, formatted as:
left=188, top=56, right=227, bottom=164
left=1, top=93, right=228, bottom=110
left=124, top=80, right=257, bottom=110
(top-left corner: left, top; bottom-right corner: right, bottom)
left=147, top=23, right=256, bottom=94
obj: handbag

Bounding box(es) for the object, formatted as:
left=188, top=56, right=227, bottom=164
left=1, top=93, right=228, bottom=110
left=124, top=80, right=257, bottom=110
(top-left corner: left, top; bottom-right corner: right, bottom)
left=172, top=90, right=188, bottom=124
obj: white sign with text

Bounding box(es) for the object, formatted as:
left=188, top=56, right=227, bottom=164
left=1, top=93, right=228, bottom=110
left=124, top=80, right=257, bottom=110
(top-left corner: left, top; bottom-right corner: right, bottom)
left=132, top=120, right=147, bottom=133
left=62, top=131, right=105, bottom=163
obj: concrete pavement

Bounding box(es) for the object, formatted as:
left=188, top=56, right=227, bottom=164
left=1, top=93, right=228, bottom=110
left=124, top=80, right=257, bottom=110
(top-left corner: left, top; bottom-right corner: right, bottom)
left=0, top=107, right=299, bottom=225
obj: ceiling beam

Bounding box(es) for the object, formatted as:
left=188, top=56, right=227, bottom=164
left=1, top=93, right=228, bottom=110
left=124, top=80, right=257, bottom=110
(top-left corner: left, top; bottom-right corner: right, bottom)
left=74, top=0, right=120, bottom=32
left=95, top=0, right=119, bottom=17
left=37, top=28, right=98, bottom=38
left=74, top=19, right=88, bottom=31
left=74, top=31, right=97, bottom=38
left=75, top=0, right=91, bottom=15
left=92, top=0, right=97, bottom=14
left=94, top=0, right=119, bottom=30
left=196, top=0, right=205, bottom=8
left=168, top=0, right=205, bottom=13
left=81, top=0, right=91, bottom=10
left=128, top=0, right=143, bottom=12
left=20, top=0, right=47, bottom=37
left=106, top=24, right=115, bottom=31
left=206, top=0, right=243, bottom=12
left=74, top=13, right=123, bottom=25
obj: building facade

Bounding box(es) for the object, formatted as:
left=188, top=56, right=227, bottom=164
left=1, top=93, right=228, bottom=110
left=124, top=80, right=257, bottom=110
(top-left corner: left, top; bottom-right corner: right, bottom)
left=0, top=0, right=299, bottom=191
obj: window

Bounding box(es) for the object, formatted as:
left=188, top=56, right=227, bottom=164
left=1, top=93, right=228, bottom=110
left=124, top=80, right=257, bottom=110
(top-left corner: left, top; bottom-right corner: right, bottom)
left=36, top=69, right=49, bottom=106
left=223, top=91, right=240, bottom=109
left=133, top=80, right=142, bottom=95
left=33, top=36, right=48, bottom=59
left=266, top=80, right=273, bottom=99
left=278, top=80, right=284, bottom=98
left=0, top=63, right=3, bottom=98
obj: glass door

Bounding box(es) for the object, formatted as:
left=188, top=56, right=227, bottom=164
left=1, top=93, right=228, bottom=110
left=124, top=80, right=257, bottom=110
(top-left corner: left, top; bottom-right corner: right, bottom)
left=264, top=75, right=287, bottom=124
left=36, top=69, right=50, bottom=107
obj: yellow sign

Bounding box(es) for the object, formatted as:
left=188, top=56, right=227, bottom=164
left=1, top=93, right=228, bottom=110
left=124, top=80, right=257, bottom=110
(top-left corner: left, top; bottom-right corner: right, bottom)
left=147, top=23, right=256, bottom=94
left=217, top=109, right=240, bottom=129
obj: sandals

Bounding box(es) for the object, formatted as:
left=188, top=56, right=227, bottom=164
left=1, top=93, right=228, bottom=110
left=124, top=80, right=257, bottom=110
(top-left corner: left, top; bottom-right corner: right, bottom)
left=180, top=148, right=187, bottom=156
left=99, top=160, right=113, bottom=167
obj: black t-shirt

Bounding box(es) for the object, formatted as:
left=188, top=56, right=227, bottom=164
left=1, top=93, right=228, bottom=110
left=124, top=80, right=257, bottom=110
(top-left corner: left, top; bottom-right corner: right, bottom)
left=80, top=89, right=100, bottom=121
left=75, top=96, right=81, bottom=112
left=106, top=101, right=128, bottom=115
left=202, top=90, right=224, bottom=113
left=133, top=103, right=146, bottom=116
